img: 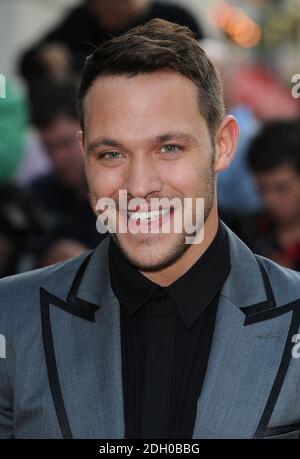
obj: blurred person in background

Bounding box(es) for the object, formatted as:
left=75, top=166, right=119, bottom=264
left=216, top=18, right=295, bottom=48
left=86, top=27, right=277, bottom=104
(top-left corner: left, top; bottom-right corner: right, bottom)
left=36, top=238, right=88, bottom=268
left=0, top=80, right=29, bottom=276
left=201, top=38, right=300, bottom=221
left=30, top=80, right=104, bottom=249
left=233, top=120, right=300, bottom=271
left=0, top=81, right=66, bottom=276
left=0, top=184, right=64, bottom=277
left=0, top=75, right=51, bottom=190
left=20, top=0, right=203, bottom=87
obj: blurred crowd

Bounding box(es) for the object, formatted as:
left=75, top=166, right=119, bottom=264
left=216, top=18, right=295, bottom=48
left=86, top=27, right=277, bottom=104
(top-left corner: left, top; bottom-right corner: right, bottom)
left=1, top=0, right=300, bottom=277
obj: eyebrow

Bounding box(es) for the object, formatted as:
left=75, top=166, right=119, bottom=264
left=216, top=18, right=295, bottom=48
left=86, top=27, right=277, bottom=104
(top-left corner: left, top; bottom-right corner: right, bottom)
left=155, top=132, right=197, bottom=144
left=86, top=131, right=197, bottom=154
left=87, top=138, right=123, bottom=154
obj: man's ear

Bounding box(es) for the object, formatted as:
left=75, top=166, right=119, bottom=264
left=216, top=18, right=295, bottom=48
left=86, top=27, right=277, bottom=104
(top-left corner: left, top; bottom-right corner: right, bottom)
left=214, top=115, right=239, bottom=173
left=77, top=130, right=85, bottom=155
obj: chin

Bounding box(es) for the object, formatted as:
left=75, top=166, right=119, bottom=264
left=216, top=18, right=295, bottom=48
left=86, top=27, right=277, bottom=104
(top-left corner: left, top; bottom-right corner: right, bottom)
left=125, top=252, right=174, bottom=272
left=112, top=233, right=188, bottom=272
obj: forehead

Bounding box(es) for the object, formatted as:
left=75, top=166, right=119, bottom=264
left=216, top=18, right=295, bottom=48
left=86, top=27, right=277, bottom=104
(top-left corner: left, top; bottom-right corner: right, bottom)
left=83, top=70, right=207, bottom=141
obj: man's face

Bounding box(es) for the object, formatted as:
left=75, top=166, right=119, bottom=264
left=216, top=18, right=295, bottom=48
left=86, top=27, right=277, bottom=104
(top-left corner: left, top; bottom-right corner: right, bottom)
left=40, top=115, right=84, bottom=189
left=255, top=165, right=300, bottom=223
left=82, top=70, right=219, bottom=271
left=87, top=0, right=147, bottom=31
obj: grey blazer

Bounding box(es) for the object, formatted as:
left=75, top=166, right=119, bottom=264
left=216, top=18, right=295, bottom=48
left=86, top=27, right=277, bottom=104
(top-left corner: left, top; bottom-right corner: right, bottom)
left=1, top=223, right=300, bottom=439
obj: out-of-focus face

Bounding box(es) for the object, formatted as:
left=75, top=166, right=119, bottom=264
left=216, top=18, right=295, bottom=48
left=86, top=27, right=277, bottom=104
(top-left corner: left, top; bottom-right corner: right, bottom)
left=255, top=165, right=300, bottom=223
left=40, top=115, right=84, bottom=189
left=81, top=70, right=237, bottom=272
left=87, top=0, right=147, bottom=31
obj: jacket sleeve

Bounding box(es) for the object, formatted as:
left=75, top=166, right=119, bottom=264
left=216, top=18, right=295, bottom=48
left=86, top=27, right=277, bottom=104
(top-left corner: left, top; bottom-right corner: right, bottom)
left=0, top=277, right=14, bottom=438
left=0, top=348, right=13, bottom=438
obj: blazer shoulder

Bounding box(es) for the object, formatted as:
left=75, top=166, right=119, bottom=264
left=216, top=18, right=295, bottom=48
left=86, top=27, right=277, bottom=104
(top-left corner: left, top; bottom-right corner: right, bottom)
left=0, top=250, right=92, bottom=326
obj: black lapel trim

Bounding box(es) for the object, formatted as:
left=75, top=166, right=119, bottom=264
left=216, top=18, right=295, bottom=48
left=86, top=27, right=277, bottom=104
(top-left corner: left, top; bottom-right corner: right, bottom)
left=255, top=256, right=276, bottom=306
left=264, top=421, right=300, bottom=437
left=40, top=287, right=97, bottom=323
left=40, top=252, right=100, bottom=323
left=40, top=287, right=73, bottom=439
left=241, top=255, right=300, bottom=325
left=66, top=252, right=92, bottom=304
left=66, top=251, right=100, bottom=322
left=241, top=301, right=274, bottom=321
left=238, top=255, right=300, bottom=437
left=244, top=298, right=300, bottom=325
left=254, top=306, right=300, bottom=438
left=240, top=256, right=276, bottom=322
left=39, top=252, right=101, bottom=439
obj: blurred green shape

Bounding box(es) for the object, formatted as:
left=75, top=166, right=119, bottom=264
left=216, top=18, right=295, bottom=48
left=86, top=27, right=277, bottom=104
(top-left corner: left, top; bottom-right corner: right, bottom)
left=0, top=79, right=28, bottom=183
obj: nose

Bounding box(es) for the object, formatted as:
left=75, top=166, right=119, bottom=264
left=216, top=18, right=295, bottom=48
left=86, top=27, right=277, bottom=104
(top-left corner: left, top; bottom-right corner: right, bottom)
left=123, top=155, right=164, bottom=199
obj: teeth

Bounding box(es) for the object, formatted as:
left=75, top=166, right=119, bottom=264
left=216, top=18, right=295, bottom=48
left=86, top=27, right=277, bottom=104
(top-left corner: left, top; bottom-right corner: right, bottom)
left=128, top=208, right=170, bottom=221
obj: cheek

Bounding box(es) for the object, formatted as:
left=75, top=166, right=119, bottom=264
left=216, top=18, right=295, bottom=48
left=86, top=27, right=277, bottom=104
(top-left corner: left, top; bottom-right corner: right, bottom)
left=85, top=161, right=124, bottom=198
left=164, top=161, right=205, bottom=196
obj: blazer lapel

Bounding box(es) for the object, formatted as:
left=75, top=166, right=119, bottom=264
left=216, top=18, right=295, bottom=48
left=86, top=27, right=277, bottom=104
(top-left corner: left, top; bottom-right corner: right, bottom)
left=193, top=225, right=300, bottom=439
left=40, top=237, right=125, bottom=439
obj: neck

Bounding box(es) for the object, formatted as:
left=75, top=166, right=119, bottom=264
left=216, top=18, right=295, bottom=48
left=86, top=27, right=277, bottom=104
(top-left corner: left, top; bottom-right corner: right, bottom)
left=141, top=204, right=219, bottom=287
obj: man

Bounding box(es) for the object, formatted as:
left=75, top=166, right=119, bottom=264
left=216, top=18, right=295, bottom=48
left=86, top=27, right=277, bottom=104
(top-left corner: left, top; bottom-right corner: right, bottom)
left=234, top=120, right=300, bottom=271
left=20, top=0, right=203, bottom=84
left=1, top=20, right=300, bottom=439
left=30, top=81, right=103, bottom=249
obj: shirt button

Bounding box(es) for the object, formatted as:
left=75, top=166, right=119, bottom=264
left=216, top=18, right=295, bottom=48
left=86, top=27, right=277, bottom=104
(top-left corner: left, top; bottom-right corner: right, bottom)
left=156, top=293, right=168, bottom=303
left=154, top=288, right=168, bottom=303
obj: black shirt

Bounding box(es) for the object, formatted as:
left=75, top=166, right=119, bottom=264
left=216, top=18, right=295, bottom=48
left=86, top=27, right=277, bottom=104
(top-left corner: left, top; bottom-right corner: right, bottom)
left=109, top=221, right=231, bottom=439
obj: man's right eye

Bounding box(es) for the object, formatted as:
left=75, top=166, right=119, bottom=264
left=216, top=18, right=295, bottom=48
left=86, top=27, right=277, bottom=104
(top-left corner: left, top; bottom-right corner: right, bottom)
left=99, top=151, right=122, bottom=160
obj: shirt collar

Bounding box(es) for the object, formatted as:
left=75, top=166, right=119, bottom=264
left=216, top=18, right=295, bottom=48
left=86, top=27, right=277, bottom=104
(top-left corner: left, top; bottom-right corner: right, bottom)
left=109, top=220, right=231, bottom=328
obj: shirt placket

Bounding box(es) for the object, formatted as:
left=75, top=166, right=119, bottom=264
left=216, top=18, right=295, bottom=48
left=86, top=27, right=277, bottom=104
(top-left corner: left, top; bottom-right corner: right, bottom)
left=140, top=293, right=176, bottom=438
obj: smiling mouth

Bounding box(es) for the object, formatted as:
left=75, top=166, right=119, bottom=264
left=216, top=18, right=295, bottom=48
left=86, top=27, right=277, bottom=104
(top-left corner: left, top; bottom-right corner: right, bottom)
left=127, top=208, right=171, bottom=222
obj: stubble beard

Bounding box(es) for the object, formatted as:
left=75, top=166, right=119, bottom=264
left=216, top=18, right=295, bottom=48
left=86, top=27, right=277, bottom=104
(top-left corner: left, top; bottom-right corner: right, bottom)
left=111, top=159, right=216, bottom=273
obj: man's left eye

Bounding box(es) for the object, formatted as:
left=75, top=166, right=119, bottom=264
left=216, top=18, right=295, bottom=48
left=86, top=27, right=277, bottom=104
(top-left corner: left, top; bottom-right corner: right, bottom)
left=160, top=144, right=179, bottom=154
